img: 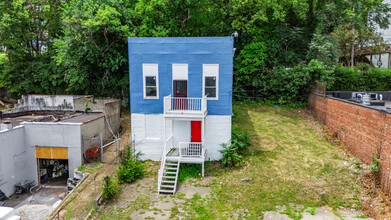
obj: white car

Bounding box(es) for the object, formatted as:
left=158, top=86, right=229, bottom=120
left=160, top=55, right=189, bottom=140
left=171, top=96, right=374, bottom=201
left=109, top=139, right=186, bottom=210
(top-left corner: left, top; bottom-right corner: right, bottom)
left=0, top=207, right=20, bottom=220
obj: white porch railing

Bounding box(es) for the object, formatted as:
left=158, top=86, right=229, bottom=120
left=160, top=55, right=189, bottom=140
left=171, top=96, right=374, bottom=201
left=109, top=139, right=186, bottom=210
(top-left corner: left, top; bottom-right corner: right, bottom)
left=164, top=95, right=207, bottom=115
left=179, top=142, right=204, bottom=158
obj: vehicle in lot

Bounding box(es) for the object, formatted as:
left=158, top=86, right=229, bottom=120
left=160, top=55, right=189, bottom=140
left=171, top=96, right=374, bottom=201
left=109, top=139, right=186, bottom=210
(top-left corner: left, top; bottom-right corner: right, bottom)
left=0, top=206, right=20, bottom=220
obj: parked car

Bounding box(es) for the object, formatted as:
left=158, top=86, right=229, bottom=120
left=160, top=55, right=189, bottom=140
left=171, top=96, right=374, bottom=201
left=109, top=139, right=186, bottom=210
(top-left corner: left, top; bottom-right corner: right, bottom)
left=0, top=206, right=21, bottom=220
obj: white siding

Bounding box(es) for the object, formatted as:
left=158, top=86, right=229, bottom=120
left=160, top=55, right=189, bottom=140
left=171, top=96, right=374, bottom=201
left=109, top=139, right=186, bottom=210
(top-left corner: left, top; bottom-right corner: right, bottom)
left=0, top=126, right=28, bottom=196
left=131, top=113, right=231, bottom=161
left=24, top=123, right=82, bottom=180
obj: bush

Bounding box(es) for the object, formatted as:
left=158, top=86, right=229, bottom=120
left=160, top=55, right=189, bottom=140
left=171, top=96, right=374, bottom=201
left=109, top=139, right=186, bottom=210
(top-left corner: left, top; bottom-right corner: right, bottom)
left=329, top=65, right=391, bottom=91
left=102, top=176, right=119, bottom=200
left=220, top=143, right=244, bottom=167
left=117, top=148, right=144, bottom=183
left=220, top=128, right=251, bottom=167
left=230, top=127, right=251, bottom=154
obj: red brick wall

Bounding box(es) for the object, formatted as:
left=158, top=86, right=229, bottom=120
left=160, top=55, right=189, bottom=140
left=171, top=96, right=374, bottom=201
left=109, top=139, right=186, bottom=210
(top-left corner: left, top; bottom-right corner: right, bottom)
left=309, top=93, right=391, bottom=195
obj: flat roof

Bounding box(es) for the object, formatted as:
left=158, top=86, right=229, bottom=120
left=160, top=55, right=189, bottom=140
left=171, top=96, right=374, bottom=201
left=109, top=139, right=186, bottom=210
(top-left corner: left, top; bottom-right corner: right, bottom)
left=1, top=111, right=104, bottom=126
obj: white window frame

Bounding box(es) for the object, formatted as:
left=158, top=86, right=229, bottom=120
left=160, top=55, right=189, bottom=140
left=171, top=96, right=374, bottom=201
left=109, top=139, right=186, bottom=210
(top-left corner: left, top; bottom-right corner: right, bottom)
left=142, top=64, right=159, bottom=99
left=202, top=64, right=219, bottom=100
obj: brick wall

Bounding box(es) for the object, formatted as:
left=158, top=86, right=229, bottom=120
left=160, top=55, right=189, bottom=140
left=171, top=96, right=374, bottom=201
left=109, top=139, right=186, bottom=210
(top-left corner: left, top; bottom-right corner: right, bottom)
left=309, top=93, right=391, bottom=195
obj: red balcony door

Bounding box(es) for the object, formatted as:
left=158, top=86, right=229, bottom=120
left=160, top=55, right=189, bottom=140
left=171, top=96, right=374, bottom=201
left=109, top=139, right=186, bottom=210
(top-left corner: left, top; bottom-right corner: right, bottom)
left=173, top=80, right=187, bottom=110
left=191, top=121, right=201, bottom=142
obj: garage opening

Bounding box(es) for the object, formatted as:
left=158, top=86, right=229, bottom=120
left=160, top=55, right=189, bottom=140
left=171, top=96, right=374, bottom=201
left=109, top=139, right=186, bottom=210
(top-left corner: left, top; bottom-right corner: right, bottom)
left=36, top=147, right=69, bottom=184
left=38, top=159, right=69, bottom=184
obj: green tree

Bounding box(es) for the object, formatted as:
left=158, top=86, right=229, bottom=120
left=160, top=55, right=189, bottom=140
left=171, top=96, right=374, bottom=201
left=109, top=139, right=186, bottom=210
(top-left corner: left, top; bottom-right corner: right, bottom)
left=54, top=0, right=133, bottom=99
left=307, top=31, right=340, bottom=65
left=0, top=0, right=66, bottom=96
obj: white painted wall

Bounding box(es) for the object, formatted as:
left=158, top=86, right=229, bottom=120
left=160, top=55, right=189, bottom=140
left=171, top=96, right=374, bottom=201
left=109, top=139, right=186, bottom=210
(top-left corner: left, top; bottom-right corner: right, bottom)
left=131, top=113, right=231, bottom=161
left=16, top=95, right=75, bottom=111
left=23, top=123, right=82, bottom=180
left=0, top=126, right=30, bottom=196
left=365, top=53, right=390, bottom=68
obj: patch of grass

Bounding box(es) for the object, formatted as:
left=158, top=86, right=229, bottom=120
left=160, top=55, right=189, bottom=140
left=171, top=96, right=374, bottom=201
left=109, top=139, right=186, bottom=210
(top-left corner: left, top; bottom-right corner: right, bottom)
left=170, top=206, right=179, bottom=219
left=77, top=160, right=103, bottom=174
left=177, top=164, right=202, bottom=183
left=193, top=104, right=361, bottom=217
left=280, top=204, right=305, bottom=220
left=306, top=207, right=316, bottom=215
left=355, top=215, right=367, bottom=218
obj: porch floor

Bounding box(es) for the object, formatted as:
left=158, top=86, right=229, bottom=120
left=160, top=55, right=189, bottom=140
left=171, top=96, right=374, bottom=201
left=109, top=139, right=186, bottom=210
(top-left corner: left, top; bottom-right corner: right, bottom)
left=165, top=148, right=205, bottom=164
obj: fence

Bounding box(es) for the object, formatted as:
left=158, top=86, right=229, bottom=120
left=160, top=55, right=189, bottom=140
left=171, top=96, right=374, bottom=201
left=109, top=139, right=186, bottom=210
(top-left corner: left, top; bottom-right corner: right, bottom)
left=49, top=137, right=135, bottom=220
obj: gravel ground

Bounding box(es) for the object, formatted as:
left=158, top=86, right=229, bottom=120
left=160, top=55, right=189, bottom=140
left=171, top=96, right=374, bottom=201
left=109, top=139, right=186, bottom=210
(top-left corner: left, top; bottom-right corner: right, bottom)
left=15, top=204, right=54, bottom=220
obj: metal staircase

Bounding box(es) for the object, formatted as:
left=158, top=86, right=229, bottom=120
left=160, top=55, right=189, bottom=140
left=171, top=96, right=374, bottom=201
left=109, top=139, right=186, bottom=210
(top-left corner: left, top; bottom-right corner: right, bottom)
left=158, top=158, right=180, bottom=194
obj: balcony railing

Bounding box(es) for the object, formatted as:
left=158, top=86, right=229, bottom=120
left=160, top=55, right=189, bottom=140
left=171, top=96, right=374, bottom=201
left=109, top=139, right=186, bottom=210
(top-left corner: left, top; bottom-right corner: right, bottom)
left=179, top=142, right=204, bottom=158
left=164, top=95, right=207, bottom=116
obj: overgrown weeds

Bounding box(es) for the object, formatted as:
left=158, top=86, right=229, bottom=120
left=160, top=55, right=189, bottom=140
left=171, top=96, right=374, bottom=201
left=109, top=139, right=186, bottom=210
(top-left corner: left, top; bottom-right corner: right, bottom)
left=102, top=176, right=120, bottom=200
left=118, top=148, right=144, bottom=183
left=219, top=127, right=251, bottom=167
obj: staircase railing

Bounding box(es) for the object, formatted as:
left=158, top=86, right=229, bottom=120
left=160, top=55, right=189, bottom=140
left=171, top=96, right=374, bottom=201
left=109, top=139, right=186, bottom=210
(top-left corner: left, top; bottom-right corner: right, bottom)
left=157, top=155, right=165, bottom=193
left=158, top=135, right=174, bottom=192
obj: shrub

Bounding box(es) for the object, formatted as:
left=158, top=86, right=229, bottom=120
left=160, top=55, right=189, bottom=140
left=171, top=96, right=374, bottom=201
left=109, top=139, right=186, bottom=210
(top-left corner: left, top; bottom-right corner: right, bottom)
left=220, top=128, right=251, bottom=167
left=230, top=127, right=251, bottom=154
left=102, top=176, right=119, bottom=200
left=117, top=148, right=144, bottom=183
left=220, top=143, right=244, bottom=167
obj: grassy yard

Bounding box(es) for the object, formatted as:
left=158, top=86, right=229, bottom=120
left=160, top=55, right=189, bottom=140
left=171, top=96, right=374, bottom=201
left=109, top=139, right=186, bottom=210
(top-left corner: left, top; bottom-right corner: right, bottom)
left=92, top=103, right=364, bottom=219
left=183, top=103, right=361, bottom=218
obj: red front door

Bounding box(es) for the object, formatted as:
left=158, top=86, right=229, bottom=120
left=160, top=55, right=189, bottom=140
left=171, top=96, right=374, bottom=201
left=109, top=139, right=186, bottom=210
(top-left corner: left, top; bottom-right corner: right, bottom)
left=191, top=121, right=201, bottom=142
left=173, top=80, right=187, bottom=110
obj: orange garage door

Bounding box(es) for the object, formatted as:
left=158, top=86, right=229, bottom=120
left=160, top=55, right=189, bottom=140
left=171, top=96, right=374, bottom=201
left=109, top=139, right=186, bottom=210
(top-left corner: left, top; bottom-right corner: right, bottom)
left=36, top=147, right=68, bottom=159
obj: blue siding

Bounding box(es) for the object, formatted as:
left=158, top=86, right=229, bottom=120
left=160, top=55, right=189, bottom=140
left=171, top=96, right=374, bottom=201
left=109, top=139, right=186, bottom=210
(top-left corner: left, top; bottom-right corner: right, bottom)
left=129, top=37, right=233, bottom=115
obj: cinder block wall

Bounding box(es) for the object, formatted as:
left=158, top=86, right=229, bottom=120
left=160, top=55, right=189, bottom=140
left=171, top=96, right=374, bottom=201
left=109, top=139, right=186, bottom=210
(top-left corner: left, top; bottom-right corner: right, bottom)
left=309, top=93, right=391, bottom=195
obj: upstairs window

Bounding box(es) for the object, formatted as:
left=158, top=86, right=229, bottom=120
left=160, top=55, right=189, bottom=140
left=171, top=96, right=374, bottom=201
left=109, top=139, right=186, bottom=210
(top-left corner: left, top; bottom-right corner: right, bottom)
left=143, top=64, right=159, bottom=99
left=203, top=64, right=219, bottom=100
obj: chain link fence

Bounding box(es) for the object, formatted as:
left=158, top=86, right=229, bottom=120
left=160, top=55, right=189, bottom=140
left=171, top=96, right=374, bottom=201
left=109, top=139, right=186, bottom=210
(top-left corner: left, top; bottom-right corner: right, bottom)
left=49, top=137, right=135, bottom=220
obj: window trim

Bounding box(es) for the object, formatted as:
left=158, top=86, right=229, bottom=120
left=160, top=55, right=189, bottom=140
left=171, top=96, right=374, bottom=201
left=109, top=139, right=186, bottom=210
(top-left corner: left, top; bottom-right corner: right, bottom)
left=202, top=64, right=219, bottom=100
left=142, top=64, right=159, bottom=99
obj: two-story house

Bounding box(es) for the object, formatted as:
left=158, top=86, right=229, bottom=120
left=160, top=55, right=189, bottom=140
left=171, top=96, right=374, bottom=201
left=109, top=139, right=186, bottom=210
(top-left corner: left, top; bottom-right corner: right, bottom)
left=128, top=37, right=233, bottom=194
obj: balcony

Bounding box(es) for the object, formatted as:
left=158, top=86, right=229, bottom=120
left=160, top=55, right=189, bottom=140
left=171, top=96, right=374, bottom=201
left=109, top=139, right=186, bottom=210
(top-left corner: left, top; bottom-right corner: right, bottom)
left=164, top=139, right=206, bottom=164
left=164, top=95, right=207, bottom=118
